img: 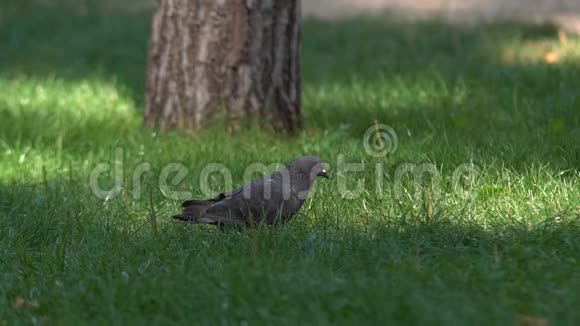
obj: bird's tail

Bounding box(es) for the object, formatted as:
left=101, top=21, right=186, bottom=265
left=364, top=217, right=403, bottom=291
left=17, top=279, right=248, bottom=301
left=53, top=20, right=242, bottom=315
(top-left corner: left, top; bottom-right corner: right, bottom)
left=172, top=200, right=214, bottom=223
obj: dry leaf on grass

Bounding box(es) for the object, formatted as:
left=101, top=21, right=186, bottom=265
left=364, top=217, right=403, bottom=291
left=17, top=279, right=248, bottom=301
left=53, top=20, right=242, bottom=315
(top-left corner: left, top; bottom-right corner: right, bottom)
left=11, top=296, right=24, bottom=309
left=544, top=51, right=559, bottom=64
left=12, top=296, right=40, bottom=310
left=516, top=314, right=548, bottom=326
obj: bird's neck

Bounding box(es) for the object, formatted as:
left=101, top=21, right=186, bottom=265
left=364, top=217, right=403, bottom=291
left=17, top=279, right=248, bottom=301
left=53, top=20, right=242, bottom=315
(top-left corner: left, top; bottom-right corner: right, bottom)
left=287, top=165, right=313, bottom=194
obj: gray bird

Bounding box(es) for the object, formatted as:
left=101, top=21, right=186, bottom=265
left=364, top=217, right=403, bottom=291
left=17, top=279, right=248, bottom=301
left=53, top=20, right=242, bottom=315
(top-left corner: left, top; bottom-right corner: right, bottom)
left=173, top=156, right=328, bottom=229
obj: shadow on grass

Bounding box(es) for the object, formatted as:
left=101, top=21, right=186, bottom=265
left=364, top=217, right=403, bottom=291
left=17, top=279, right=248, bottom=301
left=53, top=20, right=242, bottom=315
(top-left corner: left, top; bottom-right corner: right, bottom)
left=1, top=175, right=578, bottom=323
left=0, top=0, right=152, bottom=103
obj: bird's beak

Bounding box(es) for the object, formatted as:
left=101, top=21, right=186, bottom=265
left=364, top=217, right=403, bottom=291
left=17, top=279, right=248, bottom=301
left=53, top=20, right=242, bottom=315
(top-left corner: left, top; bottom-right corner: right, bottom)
left=318, top=169, right=329, bottom=179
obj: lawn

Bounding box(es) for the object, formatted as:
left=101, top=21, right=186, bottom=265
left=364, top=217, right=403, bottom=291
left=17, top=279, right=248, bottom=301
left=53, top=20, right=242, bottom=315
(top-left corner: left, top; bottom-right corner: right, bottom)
left=1, top=1, right=579, bottom=325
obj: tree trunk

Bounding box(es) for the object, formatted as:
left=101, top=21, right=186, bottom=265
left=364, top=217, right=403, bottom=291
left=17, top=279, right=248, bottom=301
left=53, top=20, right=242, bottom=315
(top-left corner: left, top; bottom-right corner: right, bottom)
left=144, top=0, right=302, bottom=134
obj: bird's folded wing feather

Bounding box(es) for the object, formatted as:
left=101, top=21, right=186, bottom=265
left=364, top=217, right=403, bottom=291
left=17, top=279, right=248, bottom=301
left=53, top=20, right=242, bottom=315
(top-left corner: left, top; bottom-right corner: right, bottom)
left=206, top=173, right=290, bottom=223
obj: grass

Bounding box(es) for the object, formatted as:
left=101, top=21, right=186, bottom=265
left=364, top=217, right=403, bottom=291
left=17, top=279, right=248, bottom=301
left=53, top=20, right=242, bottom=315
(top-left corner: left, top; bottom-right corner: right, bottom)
left=1, top=1, right=580, bottom=324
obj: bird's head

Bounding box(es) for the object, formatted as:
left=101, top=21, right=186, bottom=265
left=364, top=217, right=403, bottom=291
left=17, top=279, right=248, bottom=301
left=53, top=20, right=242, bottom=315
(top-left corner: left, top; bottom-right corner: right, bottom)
left=289, top=156, right=329, bottom=181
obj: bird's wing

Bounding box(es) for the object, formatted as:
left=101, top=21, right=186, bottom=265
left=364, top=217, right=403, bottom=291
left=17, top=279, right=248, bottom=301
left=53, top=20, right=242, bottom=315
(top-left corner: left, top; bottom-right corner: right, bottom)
left=205, top=172, right=292, bottom=224
left=175, top=186, right=245, bottom=225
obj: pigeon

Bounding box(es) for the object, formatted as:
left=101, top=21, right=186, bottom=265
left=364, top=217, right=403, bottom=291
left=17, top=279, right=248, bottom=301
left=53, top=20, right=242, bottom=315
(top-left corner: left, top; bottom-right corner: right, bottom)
left=173, top=156, right=328, bottom=229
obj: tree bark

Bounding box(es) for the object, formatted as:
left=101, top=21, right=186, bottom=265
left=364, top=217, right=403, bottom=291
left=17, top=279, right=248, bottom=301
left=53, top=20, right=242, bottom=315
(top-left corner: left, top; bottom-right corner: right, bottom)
left=144, top=0, right=302, bottom=134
